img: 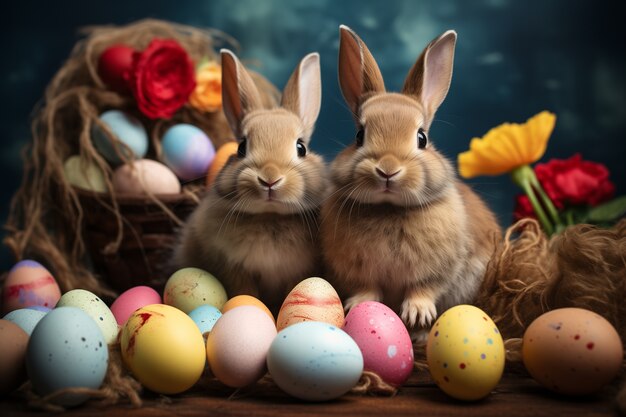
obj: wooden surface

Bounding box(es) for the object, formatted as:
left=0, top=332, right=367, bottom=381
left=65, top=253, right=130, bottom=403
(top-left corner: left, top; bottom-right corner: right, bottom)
left=1, top=372, right=620, bottom=417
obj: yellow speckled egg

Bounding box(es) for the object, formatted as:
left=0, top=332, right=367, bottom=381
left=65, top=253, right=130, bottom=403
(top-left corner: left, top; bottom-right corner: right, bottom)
left=222, top=295, right=274, bottom=323
left=522, top=308, right=623, bottom=395
left=120, top=304, right=205, bottom=394
left=276, top=277, right=344, bottom=332
left=427, top=305, right=504, bottom=401
left=164, top=268, right=228, bottom=313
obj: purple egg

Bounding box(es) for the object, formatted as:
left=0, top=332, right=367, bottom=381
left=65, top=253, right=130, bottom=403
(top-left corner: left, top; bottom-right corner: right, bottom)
left=162, top=124, right=215, bottom=181
left=28, top=306, right=52, bottom=313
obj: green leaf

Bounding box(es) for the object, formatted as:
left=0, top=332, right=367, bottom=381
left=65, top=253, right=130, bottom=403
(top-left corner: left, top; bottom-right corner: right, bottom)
left=588, top=196, right=626, bottom=222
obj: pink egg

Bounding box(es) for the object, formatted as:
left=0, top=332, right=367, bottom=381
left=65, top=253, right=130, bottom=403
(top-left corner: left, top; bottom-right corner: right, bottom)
left=206, top=306, right=277, bottom=387
left=110, top=286, right=162, bottom=325
left=343, top=301, right=414, bottom=386
left=2, top=261, right=61, bottom=315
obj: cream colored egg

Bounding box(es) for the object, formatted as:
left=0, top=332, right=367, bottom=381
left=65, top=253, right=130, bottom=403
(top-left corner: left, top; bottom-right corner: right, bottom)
left=276, top=277, right=344, bottom=332
left=427, top=305, right=505, bottom=401
left=164, top=268, right=228, bottom=313
left=56, top=289, right=118, bottom=345
left=112, top=159, right=181, bottom=195
left=63, top=155, right=107, bottom=193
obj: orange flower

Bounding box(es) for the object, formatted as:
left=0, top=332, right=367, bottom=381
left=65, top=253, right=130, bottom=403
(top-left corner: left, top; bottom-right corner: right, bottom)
left=189, top=61, right=222, bottom=113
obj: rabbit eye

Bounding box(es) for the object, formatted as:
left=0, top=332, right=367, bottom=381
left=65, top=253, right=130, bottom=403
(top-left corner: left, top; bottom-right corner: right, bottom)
left=238, top=137, right=247, bottom=158
left=417, top=128, right=428, bottom=149
left=296, top=139, right=307, bottom=158
left=355, top=128, right=365, bottom=147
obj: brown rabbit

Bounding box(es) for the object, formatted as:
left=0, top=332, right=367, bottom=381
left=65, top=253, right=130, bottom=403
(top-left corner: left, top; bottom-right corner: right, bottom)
left=321, top=26, right=501, bottom=330
left=173, top=50, right=328, bottom=312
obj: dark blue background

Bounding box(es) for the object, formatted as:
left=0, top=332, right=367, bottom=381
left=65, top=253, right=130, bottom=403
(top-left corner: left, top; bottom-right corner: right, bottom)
left=2, top=0, right=625, bottom=272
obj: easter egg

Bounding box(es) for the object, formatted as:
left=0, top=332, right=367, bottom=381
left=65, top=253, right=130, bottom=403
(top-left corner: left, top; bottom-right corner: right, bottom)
left=161, top=124, right=216, bottom=181
left=222, top=295, right=274, bottom=322
left=56, top=289, right=118, bottom=345
left=97, top=44, right=135, bottom=93
left=0, top=319, right=29, bottom=395
left=522, top=308, right=623, bottom=395
left=3, top=308, right=47, bottom=336
left=188, top=305, right=222, bottom=336
left=28, top=306, right=52, bottom=312
left=92, top=110, right=148, bottom=165
left=426, top=305, right=505, bottom=401
left=110, top=286, right=162, bottom=326
left=343, top=301, right=413, bottom=386
left=206, top=306, right=277, bottom=387
left=206, top=141, right=238, bottom=187
left=112, top=159, right=181, bottom=195
left=276, top=277, right=344, bottom=332
left=267, top=321, right=364, bottom=401
left=63, top=155, right=107, bottom=193
left=26, top=307, right=109, bottom=406
left=2, top=260, right=61, bottom=315
left=120, top=304, right=205, bottom=394
left=164, top=268, right=227, bottom=314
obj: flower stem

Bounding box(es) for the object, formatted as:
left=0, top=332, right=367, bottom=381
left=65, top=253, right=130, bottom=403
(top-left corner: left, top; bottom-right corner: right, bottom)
left=527, top=171, right=563, bottom=229
left=511, top=165, right=554, bottom=235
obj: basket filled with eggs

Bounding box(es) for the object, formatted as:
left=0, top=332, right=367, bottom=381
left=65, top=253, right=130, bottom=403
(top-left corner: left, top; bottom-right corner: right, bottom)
left=3, top=19, right=278, bottom=296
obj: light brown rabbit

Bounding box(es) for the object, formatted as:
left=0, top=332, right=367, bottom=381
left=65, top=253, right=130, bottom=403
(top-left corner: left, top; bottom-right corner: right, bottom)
left=173, top=50, right=327, bottom=312
left=321, top=26, right=501, bottom=331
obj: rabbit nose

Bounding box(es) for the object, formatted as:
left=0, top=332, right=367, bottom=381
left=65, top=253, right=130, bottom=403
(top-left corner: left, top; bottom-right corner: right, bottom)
left=375, top=168, right=401, bottom=180
left=258, top=177, right=283, bottom=189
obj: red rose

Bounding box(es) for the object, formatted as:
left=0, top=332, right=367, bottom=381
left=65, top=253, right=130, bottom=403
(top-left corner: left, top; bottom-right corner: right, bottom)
left=127, top=39, right=196, bottom=119
left=513, top=194, right=536, bottom=222
left=535, top=154, right=615, bottom=208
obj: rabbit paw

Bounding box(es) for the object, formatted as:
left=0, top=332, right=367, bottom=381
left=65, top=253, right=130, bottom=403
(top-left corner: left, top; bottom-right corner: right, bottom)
left=344, top=290, right=381, bottom=313
left=401, top=296, right=437, bottom=328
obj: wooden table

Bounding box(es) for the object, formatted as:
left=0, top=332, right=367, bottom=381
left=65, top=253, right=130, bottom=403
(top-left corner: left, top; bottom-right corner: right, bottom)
left=2, top=372, right=620, bottom=417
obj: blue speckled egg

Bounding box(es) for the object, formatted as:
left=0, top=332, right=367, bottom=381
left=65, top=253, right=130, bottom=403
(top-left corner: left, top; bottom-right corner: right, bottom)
left=3, top=308, right=47, bottom=336
left=161, top=124, right=215, bottom=181
left=92, top=110, right=148, bottom=165
left=188, top=305, right=222, bottom=336
left=267, top=321, right=363, bottom=401
left=26, top=307, right=109, bottom=406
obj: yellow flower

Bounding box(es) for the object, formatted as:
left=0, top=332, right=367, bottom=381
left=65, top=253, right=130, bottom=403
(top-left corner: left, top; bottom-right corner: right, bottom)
left=458, top=111, right=556, bottom=178
left=189, top=61, right=222, bottom=113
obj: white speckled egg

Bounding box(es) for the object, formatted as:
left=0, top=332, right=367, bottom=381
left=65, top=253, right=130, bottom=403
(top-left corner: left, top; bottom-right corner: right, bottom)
left=26, top=307, right=109, bottom=406
left=56, top=289, right=118, bottom=345
left=267, top=321, right=364, bottom=401
left=206, top=306, right=277, bottom=387
left=427, top=305, right=505, bottom=401
left=3, top=308, right=47, bottom=336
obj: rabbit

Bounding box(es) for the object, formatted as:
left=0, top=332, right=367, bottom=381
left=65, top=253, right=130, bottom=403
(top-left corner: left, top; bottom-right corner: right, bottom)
left=320, top=25, right=501, bottom=332
left=173, top=49, right=328, bottom=313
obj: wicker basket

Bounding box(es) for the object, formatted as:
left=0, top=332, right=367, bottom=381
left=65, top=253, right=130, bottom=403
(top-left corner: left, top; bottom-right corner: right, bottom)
left=77, top=190, right=199, bottom=293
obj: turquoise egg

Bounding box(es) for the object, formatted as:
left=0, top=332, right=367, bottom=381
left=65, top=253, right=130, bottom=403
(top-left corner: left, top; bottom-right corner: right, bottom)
left=188, top=305, right=222, bottom=336
left=92, top=110, right=148, bottom=165
left=161, top=124, right=215, bottom=181
left=26, top=307, right=109, bottom=406
left=267, top=321, right=364, bottom=401
left=3, top=308, right=47, bottom=336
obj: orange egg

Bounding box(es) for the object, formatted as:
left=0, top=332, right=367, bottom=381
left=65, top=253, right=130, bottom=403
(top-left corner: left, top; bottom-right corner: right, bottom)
left=221, top=295, right=274, bottom=323
left=277, top=277, right=345, bottom=332
left=206, top=141, right=238, bottom=187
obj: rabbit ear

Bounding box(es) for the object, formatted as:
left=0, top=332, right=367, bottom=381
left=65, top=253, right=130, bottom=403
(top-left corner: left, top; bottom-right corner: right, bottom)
left=402, top=30, right=457, bottom=121
left=281, top=52, right=322, bottom=141
left=221, top=49, right=264, bottom=138
left=338, top=25, right=385, bottom=120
